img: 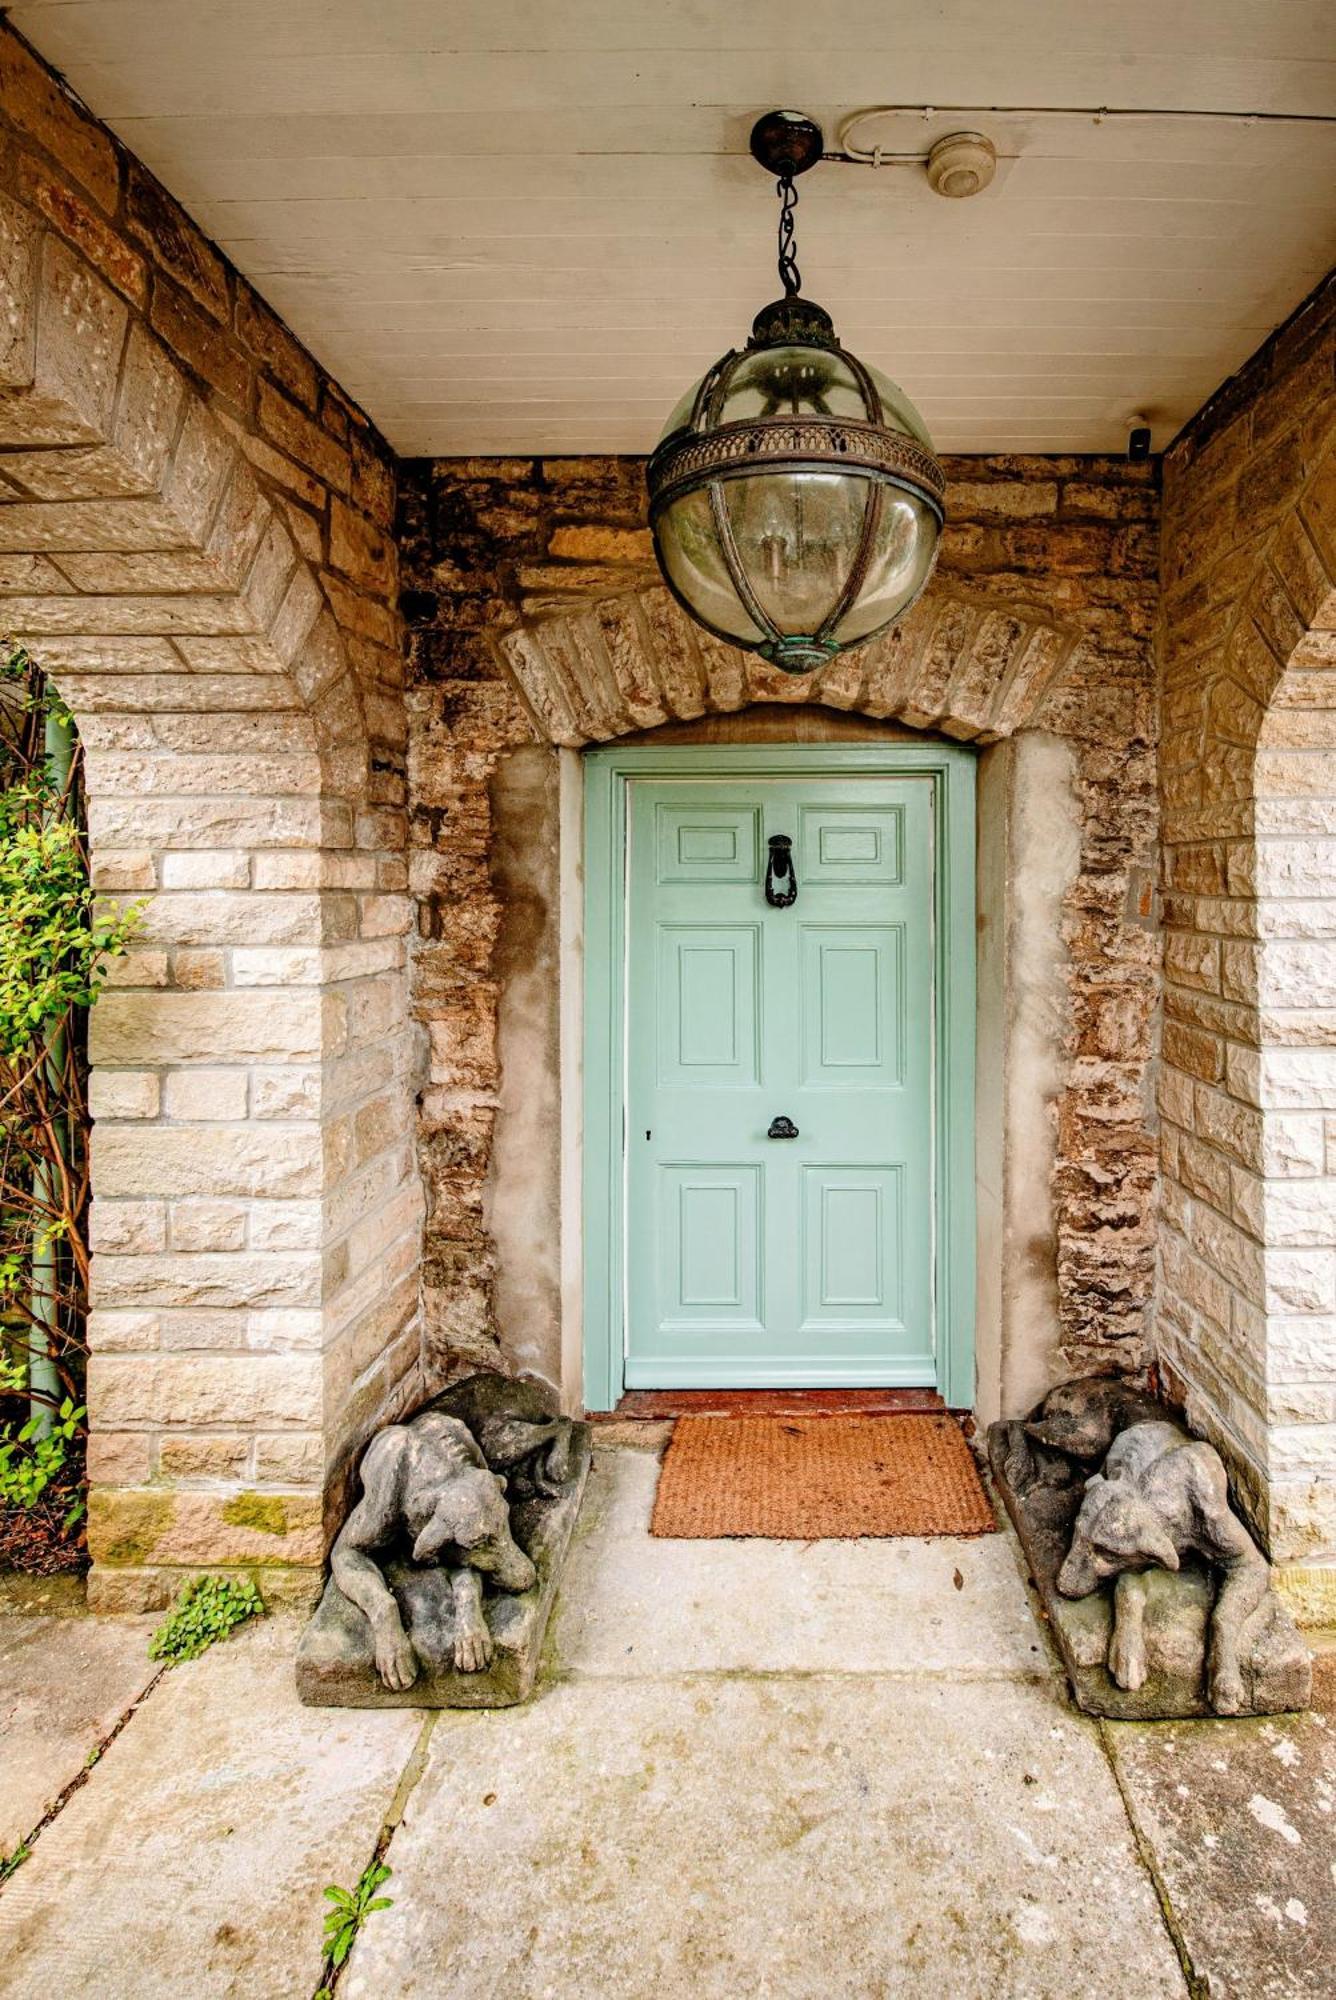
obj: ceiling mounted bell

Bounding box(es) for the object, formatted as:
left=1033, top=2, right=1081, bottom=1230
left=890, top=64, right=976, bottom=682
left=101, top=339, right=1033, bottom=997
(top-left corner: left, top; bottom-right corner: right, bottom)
left=926, top=131, right=997, bottom=198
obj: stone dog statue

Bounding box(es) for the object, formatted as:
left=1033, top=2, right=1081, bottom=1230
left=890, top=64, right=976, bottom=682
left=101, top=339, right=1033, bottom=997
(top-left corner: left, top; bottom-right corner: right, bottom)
left=1057, top=1420, right=1269, bottom=1715
left=1001, top=1375, right=1164, bottom=1500
left=330, top=1389, right=575, bottom=1692
left=429, top=1371, right=577, bottom=1499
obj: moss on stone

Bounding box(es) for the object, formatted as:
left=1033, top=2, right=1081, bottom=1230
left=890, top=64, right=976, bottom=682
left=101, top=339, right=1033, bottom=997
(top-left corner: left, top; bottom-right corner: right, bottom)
left=90, top=1489, right=177, bottom=1567
left=222, top=1492, right=290, bottom=1536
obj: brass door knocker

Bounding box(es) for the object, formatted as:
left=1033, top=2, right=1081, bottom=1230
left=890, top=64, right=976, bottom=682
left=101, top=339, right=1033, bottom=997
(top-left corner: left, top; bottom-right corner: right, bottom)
left=765, top=833, right=797, bottom=908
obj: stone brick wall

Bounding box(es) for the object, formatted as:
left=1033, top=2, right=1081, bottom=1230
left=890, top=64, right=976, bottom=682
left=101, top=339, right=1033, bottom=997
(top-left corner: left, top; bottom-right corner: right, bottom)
left=399, top=453, right=1160, bottom=1400
left=9, top=7, right=1333, bottom=1622
left=0, top=22, right=421, bottom=1606
left=1158, top=276, right=1336, bottom=1614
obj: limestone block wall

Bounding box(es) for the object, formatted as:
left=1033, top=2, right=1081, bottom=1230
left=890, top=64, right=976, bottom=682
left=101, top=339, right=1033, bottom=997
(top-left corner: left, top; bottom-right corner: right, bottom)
left=399, top=454, right=1160, bottom=1402
left=0, top=23, right=421, bottom=1606
left=1158, top=276, right=1336, bottom=1615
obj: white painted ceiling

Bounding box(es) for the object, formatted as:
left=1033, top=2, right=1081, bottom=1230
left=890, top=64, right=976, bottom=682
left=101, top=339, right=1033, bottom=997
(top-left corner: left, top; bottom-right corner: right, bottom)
left=12, top=1, right=1336, bottom=456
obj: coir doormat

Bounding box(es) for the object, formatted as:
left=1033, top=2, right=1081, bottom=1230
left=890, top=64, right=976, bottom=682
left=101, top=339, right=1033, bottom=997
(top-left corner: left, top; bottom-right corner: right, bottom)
left=650, top=1413, right=996, bottom=1540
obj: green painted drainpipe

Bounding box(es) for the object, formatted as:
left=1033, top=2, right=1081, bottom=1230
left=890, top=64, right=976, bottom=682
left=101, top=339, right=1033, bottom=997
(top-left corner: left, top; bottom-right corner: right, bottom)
left=28, top=702, right=75, bottom=1438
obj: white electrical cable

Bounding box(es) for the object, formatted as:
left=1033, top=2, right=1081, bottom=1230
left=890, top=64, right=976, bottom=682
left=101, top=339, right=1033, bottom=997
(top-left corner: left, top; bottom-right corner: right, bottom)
left=833, top=100, right=1336, bottom=166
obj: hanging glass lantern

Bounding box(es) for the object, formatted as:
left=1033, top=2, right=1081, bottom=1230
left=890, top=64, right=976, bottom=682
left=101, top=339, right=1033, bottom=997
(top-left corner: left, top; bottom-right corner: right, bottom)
left=647, top=112, right=945, bottom=674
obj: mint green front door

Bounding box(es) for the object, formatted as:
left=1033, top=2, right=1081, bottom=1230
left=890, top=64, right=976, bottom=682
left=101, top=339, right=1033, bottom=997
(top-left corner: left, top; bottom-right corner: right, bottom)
left=625, top=778, right=936, bottom=1389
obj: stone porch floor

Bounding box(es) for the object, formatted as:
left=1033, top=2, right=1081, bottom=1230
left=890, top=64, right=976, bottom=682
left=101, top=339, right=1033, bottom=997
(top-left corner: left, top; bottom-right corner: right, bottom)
left=0, top=1441, right=1332, bottom=1998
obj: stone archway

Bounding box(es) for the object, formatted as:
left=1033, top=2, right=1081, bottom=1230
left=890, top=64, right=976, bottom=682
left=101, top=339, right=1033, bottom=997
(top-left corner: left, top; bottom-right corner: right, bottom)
left=1, top=203, right=422, bottom=1606
left=1158, top=297, right=1336, bottom=1614
left=495, top=580, right=1077, bottom=747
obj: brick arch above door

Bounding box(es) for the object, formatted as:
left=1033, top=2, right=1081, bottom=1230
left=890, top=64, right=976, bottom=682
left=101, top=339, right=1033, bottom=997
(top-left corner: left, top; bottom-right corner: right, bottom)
left=493, top=580, right=1080, bottom=749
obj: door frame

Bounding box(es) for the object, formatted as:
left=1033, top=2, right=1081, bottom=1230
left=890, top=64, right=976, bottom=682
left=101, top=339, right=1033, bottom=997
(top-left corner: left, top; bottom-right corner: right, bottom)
left=582, top=742, right=977, bottom=1411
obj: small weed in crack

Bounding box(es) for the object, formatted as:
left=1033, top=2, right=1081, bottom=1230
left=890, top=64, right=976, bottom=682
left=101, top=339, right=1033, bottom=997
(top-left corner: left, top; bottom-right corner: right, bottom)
left=314, top=1861, right=394, bottom=1994
left=0, top=1843, right=31, bottom=1884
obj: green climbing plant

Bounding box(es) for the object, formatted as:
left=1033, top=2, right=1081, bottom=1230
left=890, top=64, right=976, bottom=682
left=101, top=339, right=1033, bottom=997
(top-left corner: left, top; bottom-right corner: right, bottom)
left=0, top=637, right=140, bottom=1519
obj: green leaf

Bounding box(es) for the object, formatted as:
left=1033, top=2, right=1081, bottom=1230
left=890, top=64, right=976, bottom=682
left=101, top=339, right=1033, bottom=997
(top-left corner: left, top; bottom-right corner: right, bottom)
left=317, top=1861, right=394, bottom=1974
left=148, top=1575, right=265, bottom=1664
left=0, top=1842, right=31, bottom=1884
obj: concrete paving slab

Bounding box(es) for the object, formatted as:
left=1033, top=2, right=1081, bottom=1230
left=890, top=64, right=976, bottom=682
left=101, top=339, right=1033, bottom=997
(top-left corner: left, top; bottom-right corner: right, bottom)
left=588, top=1421, right=674, bottom=1452
left=551, top=1450, right=1048, bottom=1679
left=0, top=1615, right=424, bottom=1999
left=0, top=1574, right=86, bottom=1616
left=0, top=1613, right=158, bottom=1857
left=343, top=1671, right=1187, bottom=2000
left=1105, top=1709, right=1336, bottom=1997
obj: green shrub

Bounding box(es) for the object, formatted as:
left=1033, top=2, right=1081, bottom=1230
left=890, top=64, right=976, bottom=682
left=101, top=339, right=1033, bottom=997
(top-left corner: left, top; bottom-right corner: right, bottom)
left=0, top=805, right=138, bottom=1062
left=0, top=638, right=140, bottom=1515
left=0, top=1392, right=84, bottom=1517
left=148, top=1574, right=265, bottom=1665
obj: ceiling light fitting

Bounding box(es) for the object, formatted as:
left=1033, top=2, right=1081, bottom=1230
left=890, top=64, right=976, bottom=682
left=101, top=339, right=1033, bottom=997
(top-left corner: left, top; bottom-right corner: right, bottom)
left=645, top=110, right=944, bottom=677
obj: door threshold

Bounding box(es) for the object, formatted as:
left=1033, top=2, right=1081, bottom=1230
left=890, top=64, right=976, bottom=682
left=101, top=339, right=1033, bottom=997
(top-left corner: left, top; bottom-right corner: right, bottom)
left=590, top=1387, right=952, bottom=1422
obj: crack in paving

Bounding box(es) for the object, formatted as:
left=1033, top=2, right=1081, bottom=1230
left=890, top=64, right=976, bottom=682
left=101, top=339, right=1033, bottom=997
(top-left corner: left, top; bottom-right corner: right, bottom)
left=0, top=1664, right=166, bottom=1890
left=1097, top=1717, right=1203, bottom=1999
left=549, top=1660, right=1058, bottom=1685
left=311, top=1708, right=438, bottom=1998
left=994, top=1456, right=1202, bottom=1997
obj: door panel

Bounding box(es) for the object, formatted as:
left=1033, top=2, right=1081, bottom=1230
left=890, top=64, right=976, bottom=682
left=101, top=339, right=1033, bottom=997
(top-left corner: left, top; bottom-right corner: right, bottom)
left=801, top=1165, right=903, bottom=1325
left=655, top=802, right=761, bottom=885
left=657, top=1165, right=764, bottom=1328
left=798, top=802, right=904, bottom=885
left=627, top=776, right=936, bottom=1389
left=800, top=924, right=903, bottom=1084
left=656, top=925, right=760, bottom=1085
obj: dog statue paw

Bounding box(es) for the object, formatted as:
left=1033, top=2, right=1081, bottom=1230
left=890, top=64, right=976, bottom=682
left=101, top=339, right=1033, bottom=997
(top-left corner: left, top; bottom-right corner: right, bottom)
left=1107, top=1620, right=1149, bottom=1693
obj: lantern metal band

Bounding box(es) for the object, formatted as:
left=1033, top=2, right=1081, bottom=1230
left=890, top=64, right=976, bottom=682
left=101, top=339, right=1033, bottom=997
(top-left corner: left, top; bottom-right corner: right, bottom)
left=647, top=414, right=947, bottom=515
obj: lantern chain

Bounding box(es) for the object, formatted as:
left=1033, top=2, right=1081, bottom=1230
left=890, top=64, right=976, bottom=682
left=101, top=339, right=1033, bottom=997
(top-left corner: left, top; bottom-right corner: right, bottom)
left=776, top=174, right=802, bottom=297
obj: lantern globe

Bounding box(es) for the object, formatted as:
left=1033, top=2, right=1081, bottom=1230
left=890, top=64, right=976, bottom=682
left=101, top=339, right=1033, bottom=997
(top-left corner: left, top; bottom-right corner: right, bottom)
left=647, top=297, right=945, bottom=674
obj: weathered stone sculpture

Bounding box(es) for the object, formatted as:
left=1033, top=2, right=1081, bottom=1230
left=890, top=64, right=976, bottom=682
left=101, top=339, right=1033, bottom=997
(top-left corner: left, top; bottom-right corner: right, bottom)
left=423, top=1370, right=579, bottom=1499
left=330, top=1409, right=538, bottom=1688
left=1056, top=1420, right=1268, bottom=1715
left=1001, top=1375, right=1164, bottom=1502
left=296, top=1373, right=591, bottom=1708
left=989, top=1378, right=1310, bottom=1719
